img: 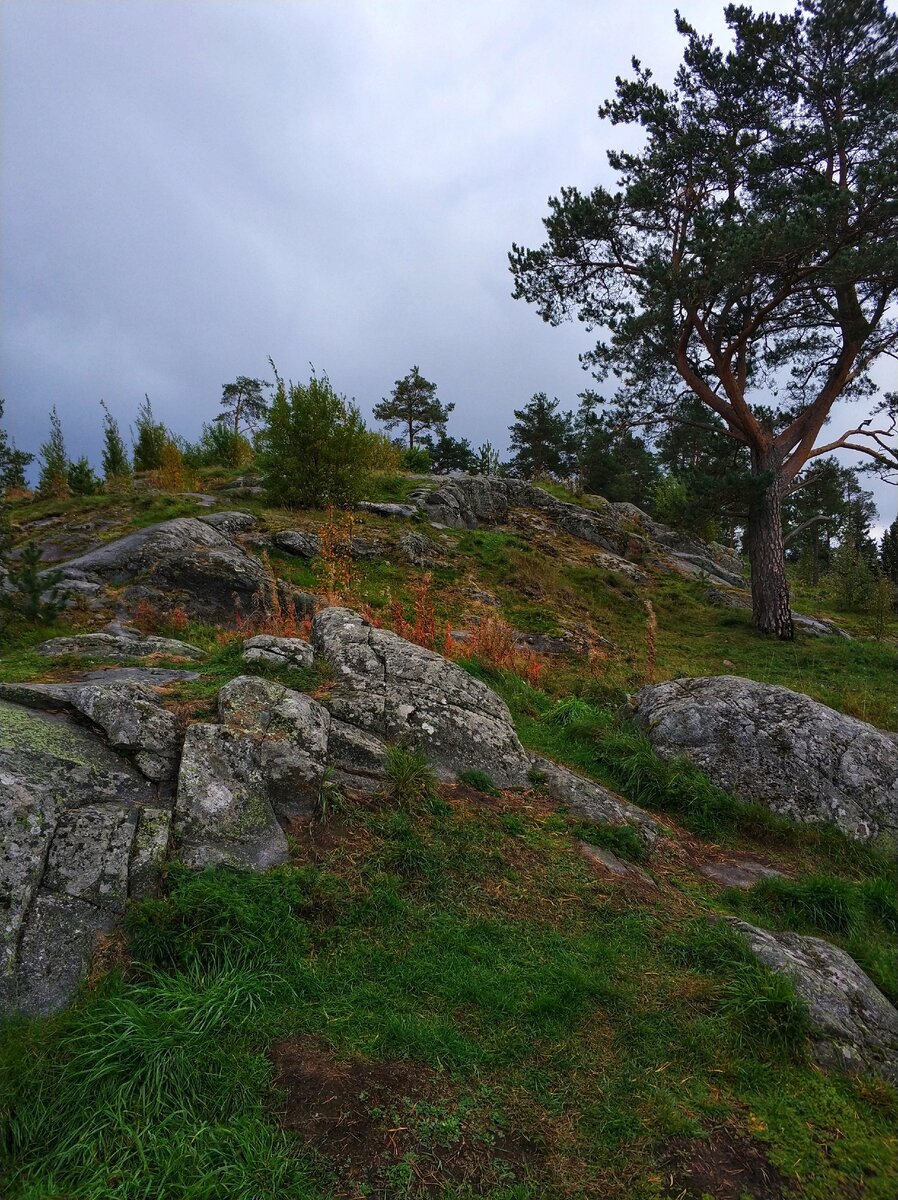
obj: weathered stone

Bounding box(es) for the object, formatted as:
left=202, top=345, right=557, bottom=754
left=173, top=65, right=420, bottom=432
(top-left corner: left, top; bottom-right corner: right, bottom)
left=13, top=891, right=117, bottom=1018
left=45, top=517, right=315, bottom=623
left=696, top=859, right=785, bottom=890
left=242, top=634, right=314, bottom=671
left=593, top=550, right=650, bottom=586
left=42, top=803, right=137, bottom=913
left=528, top=756, right=662, bottom=847
left=357, top=501, right=420, bottom=519
left=626, top=676, right=898, bottom=848
left=274, top=528, right=384, bottom=561
left=198, top=511, right=257, bottom=533
left=327, top=719, right=388, bottom=791
left=312, top=608, right=531, bottom=786
left=128, top=807, right=172, bottom=900
left=273, top=529, right=321, bottom=558
left=36, top=632, right=205, bottom=660
left=0, top=770, right=56, bottom=1005
left=400, top=531, right=440, bottom=566
left=579, top=842, right=657, bottom=887
left=728, top=919, right=898, bottom=1085
left=173, top=723, right=290, bottom=870
left=0, top=681, right=182, bottom=783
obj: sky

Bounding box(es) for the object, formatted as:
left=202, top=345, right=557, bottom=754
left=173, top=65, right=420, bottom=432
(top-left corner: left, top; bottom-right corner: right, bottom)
left=1, top=0, right=895, bottom=527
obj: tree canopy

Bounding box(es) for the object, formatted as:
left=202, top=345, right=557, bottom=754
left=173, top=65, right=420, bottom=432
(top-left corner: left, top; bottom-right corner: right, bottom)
left=510, top=0, right=898, bottom=637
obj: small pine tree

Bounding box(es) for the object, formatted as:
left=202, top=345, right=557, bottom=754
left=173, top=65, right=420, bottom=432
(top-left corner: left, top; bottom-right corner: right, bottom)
left=473, top=441, right=501, bottom=477
left=37, top=407, right=70, bottom=499
left=100, top=400, right=131, bottom=484
left=0, top=541, right=69, bottom=624
left=132, top=395, right=168, bottom=472
left=507, top=393, right=574, bottom=479
left=0, top=399, right=34, bottom=491
left=66, top=457, right=101, bottom=496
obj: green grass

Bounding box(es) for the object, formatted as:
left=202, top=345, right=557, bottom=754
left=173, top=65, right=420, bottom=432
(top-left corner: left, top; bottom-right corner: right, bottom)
left=3, top=800, right=897, bottom=1199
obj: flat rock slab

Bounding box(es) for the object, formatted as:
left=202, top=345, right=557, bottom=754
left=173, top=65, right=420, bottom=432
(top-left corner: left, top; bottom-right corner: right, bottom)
left=312, top=607, right=532, bottom=787
left=579, top=842, right=657, bottom=887
left=36, top=632, right=205, bottom=660
left=728, top=919, right=898, bottom=1085
left=626, top=676, right=898, bottom=849
left=357, top=501, right=419, bottom=519
left=697, top=859, right=785, bottom=890
left=0, top=680, right=182, bottom=782
left=529, top=755, right=662, bottom=847
left=68, top=666, right=202, bottom=685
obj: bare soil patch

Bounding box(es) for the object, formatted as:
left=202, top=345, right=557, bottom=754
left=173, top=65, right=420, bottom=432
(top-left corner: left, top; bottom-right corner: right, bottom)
left=663, top=1125, right=790, bottom=1199
left=270, top=1035, right=542, bottom=1198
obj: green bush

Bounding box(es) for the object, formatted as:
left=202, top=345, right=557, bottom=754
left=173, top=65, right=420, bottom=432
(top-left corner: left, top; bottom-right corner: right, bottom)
left=458, top=768, right=501, bottom=796
left=257, top=371, right=396, bottom=507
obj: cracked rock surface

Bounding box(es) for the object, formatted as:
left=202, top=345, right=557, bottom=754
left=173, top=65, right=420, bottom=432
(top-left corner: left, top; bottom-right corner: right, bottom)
left=312, top=607, right=532, bottom=787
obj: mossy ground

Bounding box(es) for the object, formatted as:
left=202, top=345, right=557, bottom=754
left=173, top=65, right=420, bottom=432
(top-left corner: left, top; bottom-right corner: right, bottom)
left=1, top=475, right=896, bottom=1198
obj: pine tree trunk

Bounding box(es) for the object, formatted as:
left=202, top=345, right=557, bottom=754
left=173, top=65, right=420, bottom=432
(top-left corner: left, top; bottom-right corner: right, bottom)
left=747, top=449, right=794, bottom=640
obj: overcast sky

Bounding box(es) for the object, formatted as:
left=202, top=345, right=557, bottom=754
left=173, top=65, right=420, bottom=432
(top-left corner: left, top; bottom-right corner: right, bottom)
left=1, top=0, right=895, bottom=526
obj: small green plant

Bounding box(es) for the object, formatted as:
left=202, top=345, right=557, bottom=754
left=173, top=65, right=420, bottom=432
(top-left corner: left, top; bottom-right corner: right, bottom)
left=458, top=768, right=501, bottom=796
left=569, top=819, right=648, bottom=863
left=381, top=745, right=439, bottom=809
left=0, top=541, right=69, bottom=627
left=541, top=696, right=603, bottom=729
left=315, top=766, right=348, bottom=821
left=720, top=961, right=810, bottom=1059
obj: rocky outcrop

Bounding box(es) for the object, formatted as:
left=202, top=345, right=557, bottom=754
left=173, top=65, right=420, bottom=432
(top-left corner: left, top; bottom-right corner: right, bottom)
left=626, top=676, right=898, bottom=848
left=273, top=528, right=385, bottom=561
left=729, top=920, right=898, bottom=1084
left=44, top=517, right=315, bottom=623
left=312, top=608, right=532, bottom=787
left=390, top=475, right=745, bottom=585
left=0, top=680, right=183, bottom=783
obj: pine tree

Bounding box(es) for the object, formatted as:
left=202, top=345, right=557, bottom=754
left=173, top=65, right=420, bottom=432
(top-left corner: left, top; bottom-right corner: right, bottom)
left=507, top=393, right=574, bottom=479
left=66, top=457, right=101, bottom=496
left=373, top=366, right=453, bottom=450
left=100, top=400, right=131, bottom=484
left=218, top=376, right=271, bottom=437
left=37, top=407, right=70, bottom=499
left=880, top=519, right=898, bottom=590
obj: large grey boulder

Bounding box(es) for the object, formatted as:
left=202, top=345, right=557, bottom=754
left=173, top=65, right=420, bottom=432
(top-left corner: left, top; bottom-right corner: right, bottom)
left=729, top=920, right=898, bottom=1085
left=626, top=676, right=898, bottom=848
left=0, top=699, right=165, bottom=1017
left=45, top=517, right=314, bottom=623
left=242, top=634, right=314, bottom=671
left=172, top=675, right=334, bottom=868
left=312, top=607, right=531, bottom=786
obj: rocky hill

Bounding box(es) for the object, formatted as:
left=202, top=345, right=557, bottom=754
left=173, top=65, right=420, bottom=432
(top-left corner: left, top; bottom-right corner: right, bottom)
left=1, top=472, right=896, bottom=1199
